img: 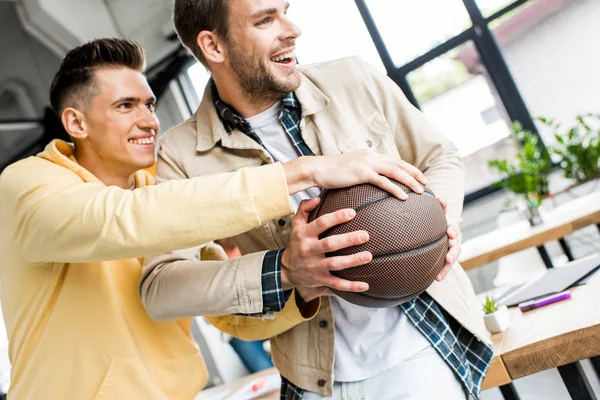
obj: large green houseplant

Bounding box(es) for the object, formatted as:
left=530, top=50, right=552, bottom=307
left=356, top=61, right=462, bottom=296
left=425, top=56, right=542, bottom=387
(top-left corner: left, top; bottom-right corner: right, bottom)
left=540, top=113, right=600, bottom=184
left=488, top=122, right=552, bottom=209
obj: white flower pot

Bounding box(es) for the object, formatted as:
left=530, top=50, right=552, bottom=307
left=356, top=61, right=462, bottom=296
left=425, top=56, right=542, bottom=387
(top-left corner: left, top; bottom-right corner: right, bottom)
left=483, top=305, right=511, bottom=334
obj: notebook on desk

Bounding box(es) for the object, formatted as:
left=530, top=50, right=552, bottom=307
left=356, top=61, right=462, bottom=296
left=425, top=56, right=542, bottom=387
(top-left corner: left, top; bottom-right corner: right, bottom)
left=497, top=255, right=600, bottom=307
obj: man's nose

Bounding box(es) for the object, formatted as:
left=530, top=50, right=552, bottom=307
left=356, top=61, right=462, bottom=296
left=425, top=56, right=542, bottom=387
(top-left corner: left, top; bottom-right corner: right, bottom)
left=281, top=16, right=301, bottom=40
left=138, top=109, right=160, bottom=133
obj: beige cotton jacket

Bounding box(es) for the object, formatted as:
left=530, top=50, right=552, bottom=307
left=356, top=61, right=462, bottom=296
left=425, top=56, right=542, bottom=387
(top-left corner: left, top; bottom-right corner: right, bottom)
left=141, top=57, right=491, bottom=396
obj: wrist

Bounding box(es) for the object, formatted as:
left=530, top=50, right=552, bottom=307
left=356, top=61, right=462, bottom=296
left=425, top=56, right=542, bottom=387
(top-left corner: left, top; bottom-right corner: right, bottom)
left=282, top=157, right=313, bottom=194
left=280, top=248, right=293, bottom=290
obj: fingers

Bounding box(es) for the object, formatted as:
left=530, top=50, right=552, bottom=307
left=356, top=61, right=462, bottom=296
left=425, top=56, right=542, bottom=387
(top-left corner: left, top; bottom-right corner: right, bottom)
left=438, top=197, right=448, bottom=214
left=374, top=164, right=424, bottom=195
left=320, top=275, right=369, bottom=292
left=446, top=241, right=460, bottom=267
left=306, top=208, right=357, bottom=236
left=364, top=152, right=426, bottom=192
left=323, top=251, right=372, bottom=271
left=366, top=174, right=407, bottom=200
left=399, top=161, right=428, bottom=186
left=316, top=231, right=369, bottom=254
left=436, top=263, right=453, bottom=281
left=297, top=197, right=321, bottom=218
left=437, top=236, right=461, bottom=282
left=446, top=224, right=460, bottom=240
left=292, top=197, right=321, bottom=228
left=299, top=196, right=321, bottom=213
left=389, top=159, right=428, bottom=186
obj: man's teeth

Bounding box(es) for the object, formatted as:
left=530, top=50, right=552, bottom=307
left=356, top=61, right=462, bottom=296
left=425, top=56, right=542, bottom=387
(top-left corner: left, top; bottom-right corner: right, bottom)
left=272, top=52, right=294, bottom=62
left=128, top=137, right=155, bottom=145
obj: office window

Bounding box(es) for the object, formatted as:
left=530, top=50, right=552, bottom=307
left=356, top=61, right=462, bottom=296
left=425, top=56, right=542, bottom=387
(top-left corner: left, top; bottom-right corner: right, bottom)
left=187, top=63, right=211, bottom=105
left=288, top=0, right=385, bottom=72
left=364, top=0, right=471, bottom=67
left=495, top=0, right=600, bottom=143
left=476, top=0, right=519, bottom=17
left=406, top=42, right=516, bottom=194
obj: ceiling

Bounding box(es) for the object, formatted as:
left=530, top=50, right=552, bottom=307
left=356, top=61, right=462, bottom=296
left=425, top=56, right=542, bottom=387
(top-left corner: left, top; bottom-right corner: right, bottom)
left=12, top=0, right=179, bottom=67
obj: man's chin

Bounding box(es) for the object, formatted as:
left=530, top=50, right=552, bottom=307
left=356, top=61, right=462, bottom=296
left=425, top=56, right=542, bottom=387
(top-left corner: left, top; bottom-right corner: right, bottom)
left=276, top=71, right=301, bottom=93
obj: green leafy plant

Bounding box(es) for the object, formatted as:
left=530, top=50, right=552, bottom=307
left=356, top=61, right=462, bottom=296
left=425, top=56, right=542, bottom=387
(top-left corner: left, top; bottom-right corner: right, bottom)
left=540, top=114, right=600, bottom=183
left=488, top=122, right=552, bottom=207
left=482, top=296, right=499, bottom=315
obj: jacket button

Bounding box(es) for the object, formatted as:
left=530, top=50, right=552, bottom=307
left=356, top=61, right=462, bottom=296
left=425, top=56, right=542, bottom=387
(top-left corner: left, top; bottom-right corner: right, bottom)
left=319, top=320, right=328, bottom=328
left=278, top=219, right=286, bottom=227
left=366, top=139, right=373, bottom=147
left=318, top=379, right=326, bottom=387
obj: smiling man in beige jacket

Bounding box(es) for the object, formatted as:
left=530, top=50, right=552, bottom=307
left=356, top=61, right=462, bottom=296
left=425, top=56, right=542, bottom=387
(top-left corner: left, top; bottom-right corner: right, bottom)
left=141, top=1, right=494, bottom=399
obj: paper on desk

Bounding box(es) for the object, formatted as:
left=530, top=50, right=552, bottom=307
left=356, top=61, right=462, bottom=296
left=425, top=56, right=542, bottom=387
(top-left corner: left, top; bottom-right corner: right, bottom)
left=200, top=391, right=228, bottom=400
left=227, top=373, right=281, bottom=400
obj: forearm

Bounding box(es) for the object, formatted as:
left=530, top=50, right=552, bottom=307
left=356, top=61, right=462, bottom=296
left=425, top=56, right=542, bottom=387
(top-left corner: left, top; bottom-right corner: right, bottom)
left=140, top=248, right=268, bottom=321
left=2, top=162, right=292, bottom=263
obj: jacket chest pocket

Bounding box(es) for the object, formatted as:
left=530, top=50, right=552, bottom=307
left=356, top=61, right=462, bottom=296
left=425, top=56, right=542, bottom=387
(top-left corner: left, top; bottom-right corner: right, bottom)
left=336, top=111, right=393, bottom=153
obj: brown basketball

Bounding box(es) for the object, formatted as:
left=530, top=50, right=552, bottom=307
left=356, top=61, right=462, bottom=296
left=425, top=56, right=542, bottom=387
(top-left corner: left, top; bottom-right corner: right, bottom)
left=308, top=181, right=448, bottom=308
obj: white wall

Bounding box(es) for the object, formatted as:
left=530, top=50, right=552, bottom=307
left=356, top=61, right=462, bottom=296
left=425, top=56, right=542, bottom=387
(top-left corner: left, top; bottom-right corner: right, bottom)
left=0, top=2, right=60, bottom=119
left=501, top=0, right=600, bottom=128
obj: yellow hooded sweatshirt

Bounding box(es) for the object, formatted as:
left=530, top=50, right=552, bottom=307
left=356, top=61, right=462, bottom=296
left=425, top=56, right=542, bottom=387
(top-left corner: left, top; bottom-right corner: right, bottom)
left=0, top=140, right=294, bottom=399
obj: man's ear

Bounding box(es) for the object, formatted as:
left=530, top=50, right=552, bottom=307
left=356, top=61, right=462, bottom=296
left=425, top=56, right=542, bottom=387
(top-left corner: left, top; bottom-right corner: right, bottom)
left=61, top=107, right=88, bottom=140
left=197, top=30, right=226, bottom=65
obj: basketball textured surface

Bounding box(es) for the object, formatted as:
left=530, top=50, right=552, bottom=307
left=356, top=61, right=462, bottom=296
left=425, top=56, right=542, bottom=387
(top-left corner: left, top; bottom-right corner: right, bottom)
left=308, top=181, right=448, bottom=308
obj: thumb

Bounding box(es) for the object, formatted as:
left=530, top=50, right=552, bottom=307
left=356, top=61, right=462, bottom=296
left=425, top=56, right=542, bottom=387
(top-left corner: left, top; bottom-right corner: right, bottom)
left=294, top=197, right=321, bottom=225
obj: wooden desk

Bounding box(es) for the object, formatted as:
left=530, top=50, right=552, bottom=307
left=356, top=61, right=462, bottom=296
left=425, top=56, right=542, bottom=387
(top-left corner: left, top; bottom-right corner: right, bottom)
left=459, top=192, right=600, bottom=270
left=196, top=368, right=279, bottom=400
left=482, top=332, right=512, bottom=391
left=490, top=256, right=600, bottom=400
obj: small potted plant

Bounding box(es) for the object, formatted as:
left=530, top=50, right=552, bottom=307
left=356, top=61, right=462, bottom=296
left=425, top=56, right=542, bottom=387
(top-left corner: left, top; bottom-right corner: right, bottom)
left=489, top=122, right=552, bottom=226
left=482, top=296, right=511, bottom=334
left=540, top=114, right=600, bottom=184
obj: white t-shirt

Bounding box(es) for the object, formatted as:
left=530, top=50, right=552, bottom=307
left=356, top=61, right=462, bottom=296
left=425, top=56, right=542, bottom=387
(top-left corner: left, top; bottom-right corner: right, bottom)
left=246, top=102, right=320, bottom=209
left=246, top=102, right=431, bottom=382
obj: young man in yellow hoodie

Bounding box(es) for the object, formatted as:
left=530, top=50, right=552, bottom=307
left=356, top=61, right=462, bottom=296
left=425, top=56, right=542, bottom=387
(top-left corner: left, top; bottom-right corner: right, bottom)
left=0, top=38, right=429, bottom=399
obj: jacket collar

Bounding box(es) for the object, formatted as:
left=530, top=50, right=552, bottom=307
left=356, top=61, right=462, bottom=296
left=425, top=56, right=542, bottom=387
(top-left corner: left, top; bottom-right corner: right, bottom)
left=195, top=70, right=330, bottom=153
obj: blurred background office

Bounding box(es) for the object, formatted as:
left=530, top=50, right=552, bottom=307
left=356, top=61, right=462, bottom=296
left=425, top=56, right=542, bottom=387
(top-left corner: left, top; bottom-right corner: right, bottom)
left=1, top=0, right=599, bottom=398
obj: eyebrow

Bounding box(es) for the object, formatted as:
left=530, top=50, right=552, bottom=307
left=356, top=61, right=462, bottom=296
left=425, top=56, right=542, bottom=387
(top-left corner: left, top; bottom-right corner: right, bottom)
left=110, top=96, right=156, bottom=106
left=250, top=2, right=289, bottom=19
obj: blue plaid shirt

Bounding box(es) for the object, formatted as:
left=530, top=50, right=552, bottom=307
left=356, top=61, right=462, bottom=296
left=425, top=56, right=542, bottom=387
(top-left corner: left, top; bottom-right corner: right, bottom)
left=212, top=82, right=493, bottom=400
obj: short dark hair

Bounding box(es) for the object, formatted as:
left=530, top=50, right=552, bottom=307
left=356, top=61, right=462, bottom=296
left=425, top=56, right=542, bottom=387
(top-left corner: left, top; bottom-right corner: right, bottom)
left=49, top=38, right=146, bottom=116
left=173, top=0, right=231, bottom=67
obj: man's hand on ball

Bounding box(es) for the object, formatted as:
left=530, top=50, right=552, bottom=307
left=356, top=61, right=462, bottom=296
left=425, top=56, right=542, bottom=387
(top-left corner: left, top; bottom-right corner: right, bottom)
left=283, top=152, right=428, bottom=200
left=436, top=197, right=461, bottom=282
left=280, top=198, right=372, bottom=300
